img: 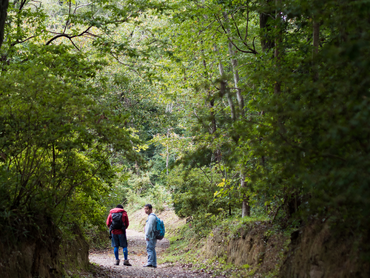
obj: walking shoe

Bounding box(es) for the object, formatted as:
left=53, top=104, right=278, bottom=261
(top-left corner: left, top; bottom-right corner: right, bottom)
left=123, top=260, right=132, bottom=266
left=143, top=264, right=157, bottom=268
left=114, top=259, right=120, bottom=265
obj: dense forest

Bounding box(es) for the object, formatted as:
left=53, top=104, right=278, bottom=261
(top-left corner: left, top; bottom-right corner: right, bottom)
left=0, top=0, right=369, bottom=277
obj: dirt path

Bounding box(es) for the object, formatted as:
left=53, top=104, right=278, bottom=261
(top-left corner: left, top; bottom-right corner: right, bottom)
left=88, top=229, right=221, bottom=278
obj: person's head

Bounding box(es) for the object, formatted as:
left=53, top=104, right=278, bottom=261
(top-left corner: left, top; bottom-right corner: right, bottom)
left=144, top=204, right=152, bottom=215
left=116, top=204, right=123, bottom=209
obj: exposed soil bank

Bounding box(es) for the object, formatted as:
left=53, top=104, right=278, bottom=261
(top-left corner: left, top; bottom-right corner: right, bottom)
left=0, top=216, right=89, bottom=278
left=279, top=221, right=370, bottom=278
left=204, top=220, right=370, bottom=277
left=204, top=221, right=287, bottom=277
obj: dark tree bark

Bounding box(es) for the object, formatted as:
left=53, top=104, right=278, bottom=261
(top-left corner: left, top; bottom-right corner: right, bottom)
left=209, top=98, right=217, bottom=134
left=313, top=20, right=320, bottom=81
left=241, top=172, right=250, bottom=217
left=0, top=0, right=9, bottom=50
left=274, top=0, right=282, bottom=95
left=259, top=0, right=274, bottom=52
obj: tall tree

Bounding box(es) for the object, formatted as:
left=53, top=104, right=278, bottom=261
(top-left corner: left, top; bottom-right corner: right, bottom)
left=0, top=0, right=8, bottom=49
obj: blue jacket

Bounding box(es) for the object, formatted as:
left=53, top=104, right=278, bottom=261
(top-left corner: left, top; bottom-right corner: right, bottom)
left=145, top=213, right=157, bottom=240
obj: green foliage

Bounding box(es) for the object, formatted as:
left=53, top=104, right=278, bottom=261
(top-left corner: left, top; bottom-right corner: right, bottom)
left=123, top=172, right=171, bottom=211
left=168, top=164, right=238, bottom=218
left=0, top=42, right=138, bottom=236
left=1, top=0, right=370, bottom=266
left=138, top=0, right=370, bottom=255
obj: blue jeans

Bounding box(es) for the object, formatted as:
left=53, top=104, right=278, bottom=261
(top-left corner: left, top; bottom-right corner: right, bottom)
left=146, top=238, right=157, bottom=266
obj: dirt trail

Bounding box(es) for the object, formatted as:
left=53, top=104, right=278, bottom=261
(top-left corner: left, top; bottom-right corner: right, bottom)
left=88, top=229, right=219, bottom=278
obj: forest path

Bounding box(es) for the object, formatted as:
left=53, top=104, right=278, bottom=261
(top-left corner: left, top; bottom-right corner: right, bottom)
left=88, top=229, right=220, bottom=278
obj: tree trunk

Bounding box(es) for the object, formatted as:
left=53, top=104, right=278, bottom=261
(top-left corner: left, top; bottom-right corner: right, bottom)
left=223, top=12, right=244, bottom=115
left=0, top=0, right=9, bottom=50
left=259, top=0, right=274, bottom=52
left=313, top=20, right=320, bottom=81
left=209, top=98, right=217, bottom=134
left=217, top=57, right=235, bottom=121
left=165, top=103, right=173, bottom=176
left=274, top=0, right=282, bottom=95
left=201, top=48, right=219, bottom=161
left=166, top=128, right=169, bottom=176
left=221, top=13, right=248, bottom=216
left=313, top=22, right=319, bottom=55
left=134, top=161, right=140, bottom=175
left=241, top=172, right=250, bottom=217
left=242, top=199, right=251, bottom=217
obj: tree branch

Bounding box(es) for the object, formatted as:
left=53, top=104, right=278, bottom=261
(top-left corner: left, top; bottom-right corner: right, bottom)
left=215, top=14, right=258, bottom=55
left=53, top=161, right=105, bottom=208
left=19, top=0, right=27, bottom=11
left=199, top=165, right=212, bottom=185
left=63, top=0, right=72, bottom=34
left=68, top=37, right=80, bottom=51
left=245, top=10, right=249, bottom=41
left=10, top=34, right=37, bottom=46
left=45, top=26, right=93, bottom=45
left=109, top=51, right=144, bottom=78
left=73, top=2, right=92, bottom=14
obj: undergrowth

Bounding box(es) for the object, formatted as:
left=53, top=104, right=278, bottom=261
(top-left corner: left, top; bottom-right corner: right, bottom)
left=159, top=214, right=281, bottom=277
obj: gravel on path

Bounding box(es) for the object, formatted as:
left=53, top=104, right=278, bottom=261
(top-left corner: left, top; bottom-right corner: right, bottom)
left=88, top=229, right=222, bottom=278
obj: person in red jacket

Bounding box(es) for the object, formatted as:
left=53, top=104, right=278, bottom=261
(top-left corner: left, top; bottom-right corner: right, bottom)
left=106, top=204, right=132, bottom=266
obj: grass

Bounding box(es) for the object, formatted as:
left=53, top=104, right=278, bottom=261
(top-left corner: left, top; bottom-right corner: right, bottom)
left=159, top=235, right=192, bottom=264
left=158, top=214, right=276, bottom=277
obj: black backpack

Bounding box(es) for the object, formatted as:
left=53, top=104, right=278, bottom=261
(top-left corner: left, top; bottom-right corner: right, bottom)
left=110, top=212, right=126, bottom=233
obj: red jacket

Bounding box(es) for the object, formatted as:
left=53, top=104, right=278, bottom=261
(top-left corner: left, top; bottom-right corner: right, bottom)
left=106, top=208, right=129, bottom=235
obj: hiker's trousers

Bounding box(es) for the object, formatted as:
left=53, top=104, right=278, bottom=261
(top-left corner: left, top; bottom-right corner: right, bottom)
left=146, top=238, right=157, bottom=266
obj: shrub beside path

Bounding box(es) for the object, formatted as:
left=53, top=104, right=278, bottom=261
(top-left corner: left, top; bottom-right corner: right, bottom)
left=88, top=229, right=222, bottom=278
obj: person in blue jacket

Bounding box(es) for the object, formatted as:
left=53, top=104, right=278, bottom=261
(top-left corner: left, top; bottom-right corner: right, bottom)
left=143, top=204, right=157, bottom=268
